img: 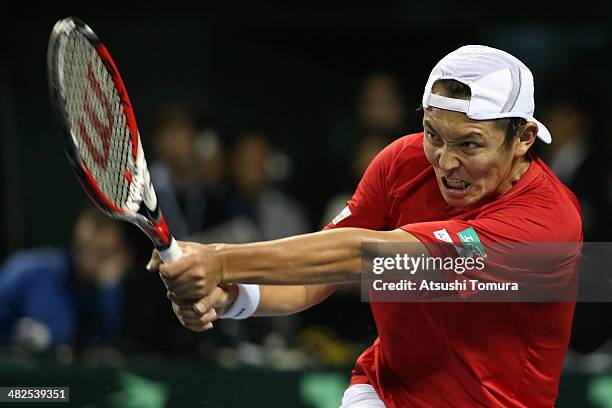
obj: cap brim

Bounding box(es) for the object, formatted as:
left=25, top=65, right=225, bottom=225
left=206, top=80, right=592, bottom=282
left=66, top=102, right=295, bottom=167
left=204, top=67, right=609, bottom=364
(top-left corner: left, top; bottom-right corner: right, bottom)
left=531, top=118, right=552, bottom=144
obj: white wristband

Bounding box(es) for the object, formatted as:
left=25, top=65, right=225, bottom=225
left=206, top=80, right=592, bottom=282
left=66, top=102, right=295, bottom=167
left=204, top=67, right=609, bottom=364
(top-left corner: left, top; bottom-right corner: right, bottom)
left=219, top=284, right=260, bottom=319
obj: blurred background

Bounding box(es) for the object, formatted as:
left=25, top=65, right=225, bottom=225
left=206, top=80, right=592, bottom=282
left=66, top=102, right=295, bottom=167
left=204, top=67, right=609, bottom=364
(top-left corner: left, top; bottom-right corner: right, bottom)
left=3, top=2, right=612, bottom=406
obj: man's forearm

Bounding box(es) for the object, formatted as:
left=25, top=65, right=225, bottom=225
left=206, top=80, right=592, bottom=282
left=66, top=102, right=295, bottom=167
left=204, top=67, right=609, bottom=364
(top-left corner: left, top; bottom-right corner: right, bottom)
left=255, top=284, right=340, bottom=316
left=218, top=227, right=421, bottom=285
left=153, top=228, right=427, bottom=315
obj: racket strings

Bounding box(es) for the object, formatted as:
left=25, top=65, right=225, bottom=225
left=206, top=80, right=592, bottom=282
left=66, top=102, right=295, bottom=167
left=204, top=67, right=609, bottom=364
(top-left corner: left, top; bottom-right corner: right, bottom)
left=61, top=31, right=134, bottom=209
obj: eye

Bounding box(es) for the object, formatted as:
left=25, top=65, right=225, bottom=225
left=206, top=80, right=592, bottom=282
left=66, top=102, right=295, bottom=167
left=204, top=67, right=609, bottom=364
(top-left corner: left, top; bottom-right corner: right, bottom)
left=427, top=131, right=443, bottom=145
left=461, top=141, right=482, bottom=149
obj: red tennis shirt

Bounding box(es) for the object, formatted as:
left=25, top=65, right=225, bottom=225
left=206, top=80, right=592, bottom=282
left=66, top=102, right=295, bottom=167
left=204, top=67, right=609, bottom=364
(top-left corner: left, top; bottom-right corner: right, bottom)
left=325, top=133, right=583, bottom=407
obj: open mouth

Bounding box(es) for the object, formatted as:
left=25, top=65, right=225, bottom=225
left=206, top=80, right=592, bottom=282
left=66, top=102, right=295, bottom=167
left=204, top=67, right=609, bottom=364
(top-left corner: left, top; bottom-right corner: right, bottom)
left=441, top=177, right=471, bottom=195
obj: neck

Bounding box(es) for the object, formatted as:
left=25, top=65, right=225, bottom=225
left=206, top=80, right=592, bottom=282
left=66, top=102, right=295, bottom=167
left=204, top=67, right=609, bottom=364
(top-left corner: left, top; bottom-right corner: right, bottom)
left=498, top=155, right=531, bottom=196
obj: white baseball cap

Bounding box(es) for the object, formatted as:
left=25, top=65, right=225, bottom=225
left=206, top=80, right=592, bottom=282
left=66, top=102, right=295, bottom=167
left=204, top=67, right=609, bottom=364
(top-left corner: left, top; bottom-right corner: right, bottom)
left=422, top=45, right=551, bottom=144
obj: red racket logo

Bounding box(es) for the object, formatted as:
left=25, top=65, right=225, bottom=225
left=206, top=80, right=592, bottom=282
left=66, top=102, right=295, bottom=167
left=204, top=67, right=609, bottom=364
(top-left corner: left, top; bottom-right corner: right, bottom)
left=79, top=63, right=113, bottom=169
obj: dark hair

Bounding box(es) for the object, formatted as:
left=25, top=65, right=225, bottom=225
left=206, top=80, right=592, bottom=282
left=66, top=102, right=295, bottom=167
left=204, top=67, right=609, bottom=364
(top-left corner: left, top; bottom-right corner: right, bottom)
left=75, top=204, right=130, bottom=238
left=432, top=79, right=526, bottom=148
left=153, top=101, right=197, bottom=135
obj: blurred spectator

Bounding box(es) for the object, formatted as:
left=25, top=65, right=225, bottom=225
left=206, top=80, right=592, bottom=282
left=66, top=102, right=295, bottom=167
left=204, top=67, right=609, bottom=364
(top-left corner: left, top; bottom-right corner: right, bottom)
left=151, top=109, right=309, bottom=354
left=543, top=102, right=590, bottom=184
left=357, top=72, right=408, bottom=136
left=538, top=99, right=611, bottom=241
left=193, top=131, right=309, bottom=348
left=537, top=98, right=612, bottom=354
left=150, top=102, right=230, bottom=239
left=309, top=74, right=409, bottom=350
left=297, top=133, right=385, bottom=351
left=228, top=131, right=307, bottom=239
left=0, top=206, right=133, bottom=352
left=321, top=133, right=389, bottom=228
left=327, top=72, right=410, bottom=165
left=195, top=131, right=309, bottom=244
left=323, top=72, right=413, bottom=217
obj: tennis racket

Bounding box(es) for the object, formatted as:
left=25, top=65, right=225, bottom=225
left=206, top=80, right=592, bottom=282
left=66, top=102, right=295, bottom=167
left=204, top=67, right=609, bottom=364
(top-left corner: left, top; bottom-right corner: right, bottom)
left=47, top=17, right=181, bottom=262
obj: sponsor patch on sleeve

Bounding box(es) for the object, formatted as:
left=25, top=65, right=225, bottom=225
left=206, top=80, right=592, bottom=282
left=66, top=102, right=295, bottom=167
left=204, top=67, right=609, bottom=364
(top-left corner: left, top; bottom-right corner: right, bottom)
left=457, top=227, right=487, bottom=258
left=433, top=228, right=453, bottom=243
left=433, top=227, right=484, bottom=258
left=332, top=205, right=352, bottom=225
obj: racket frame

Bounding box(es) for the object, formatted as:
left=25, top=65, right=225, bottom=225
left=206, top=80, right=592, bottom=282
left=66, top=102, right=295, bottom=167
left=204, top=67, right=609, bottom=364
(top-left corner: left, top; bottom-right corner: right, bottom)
left=47, top=17, right=181, bottom=262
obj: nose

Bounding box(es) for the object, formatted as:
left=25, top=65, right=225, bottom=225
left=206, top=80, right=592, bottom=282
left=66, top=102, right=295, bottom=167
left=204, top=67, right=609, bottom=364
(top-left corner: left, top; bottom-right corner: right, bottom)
left=437, top=146, right=460, bottom=172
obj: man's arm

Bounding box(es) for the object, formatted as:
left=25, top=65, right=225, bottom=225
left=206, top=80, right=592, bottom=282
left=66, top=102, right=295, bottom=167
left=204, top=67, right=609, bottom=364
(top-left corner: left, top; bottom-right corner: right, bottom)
left=154, top=228, right=424, bottom=292
left=152, top=227, right=425, bottom=331
left=169, top=283, right=340, bottom=332
left=256, top=284, right=340, bottom=316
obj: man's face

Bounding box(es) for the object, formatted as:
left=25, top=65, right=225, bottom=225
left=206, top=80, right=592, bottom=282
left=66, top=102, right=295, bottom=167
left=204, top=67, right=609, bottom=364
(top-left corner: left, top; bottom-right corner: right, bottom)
left=423, top=108, right=520, bottom=208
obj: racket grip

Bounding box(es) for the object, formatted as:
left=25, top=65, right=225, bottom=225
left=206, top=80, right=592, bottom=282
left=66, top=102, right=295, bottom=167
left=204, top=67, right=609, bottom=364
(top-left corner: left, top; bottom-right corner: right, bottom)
left=159, top=237, right=183, bottom=263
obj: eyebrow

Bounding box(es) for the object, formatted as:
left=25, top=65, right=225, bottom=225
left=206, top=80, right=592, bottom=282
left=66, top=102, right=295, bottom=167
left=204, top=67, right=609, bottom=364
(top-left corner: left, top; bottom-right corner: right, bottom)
left=423, top=119, right=439, bottom=135
left=423, top=119, right=486, bottom=141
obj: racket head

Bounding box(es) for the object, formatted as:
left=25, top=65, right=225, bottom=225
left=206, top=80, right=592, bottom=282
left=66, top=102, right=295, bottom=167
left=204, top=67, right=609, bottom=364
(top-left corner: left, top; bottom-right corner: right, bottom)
left=47, top=17, right=179, bottom=259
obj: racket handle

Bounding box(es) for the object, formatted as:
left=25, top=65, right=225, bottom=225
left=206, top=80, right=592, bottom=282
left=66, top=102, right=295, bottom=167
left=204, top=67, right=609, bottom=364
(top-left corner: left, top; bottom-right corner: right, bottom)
left=159, top=237, right=183, bottom=263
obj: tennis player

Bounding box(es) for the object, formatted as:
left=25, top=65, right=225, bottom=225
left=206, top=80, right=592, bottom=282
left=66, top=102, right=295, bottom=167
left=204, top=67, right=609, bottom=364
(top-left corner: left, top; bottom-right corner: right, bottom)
left=149, top=45, right=583, bottom=407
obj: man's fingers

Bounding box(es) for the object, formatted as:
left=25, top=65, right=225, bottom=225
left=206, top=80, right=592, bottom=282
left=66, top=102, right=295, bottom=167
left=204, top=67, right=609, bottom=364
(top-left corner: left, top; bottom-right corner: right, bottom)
left=166, top=277, right=216, bottom=300
left=170, top=296, right=218, bottom=320
left=182, top=309, right=217, bottom=325
left=168, top=291, right=194, bottom=305
left=146, top=250, right=162, bottom=272
left=194, top=287, right=230, bottom=315
left=178, top=309, right=217, bottom=332
left=190, top=322, right=214, bottom=332
left=174, top=300, right=212, bottom=319
left=158, top=253, right=196, bottom=279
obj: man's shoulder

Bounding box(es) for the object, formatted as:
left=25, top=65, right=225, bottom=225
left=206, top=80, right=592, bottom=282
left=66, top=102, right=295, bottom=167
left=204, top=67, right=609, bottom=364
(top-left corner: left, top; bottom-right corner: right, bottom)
left=375, top=132, right=428, bottom=172
left=535, top=158, right=583, bottom=239
left=483, top=157, right=583, bottom=242
left=381, top=132, right=424, bottom=158
left=529, top=157, right=582, bottom=216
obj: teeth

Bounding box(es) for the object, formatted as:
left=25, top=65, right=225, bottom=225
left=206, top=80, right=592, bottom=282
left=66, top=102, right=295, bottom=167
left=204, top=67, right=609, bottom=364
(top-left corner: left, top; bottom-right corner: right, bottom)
left=446, top=179, right=467, bottom=189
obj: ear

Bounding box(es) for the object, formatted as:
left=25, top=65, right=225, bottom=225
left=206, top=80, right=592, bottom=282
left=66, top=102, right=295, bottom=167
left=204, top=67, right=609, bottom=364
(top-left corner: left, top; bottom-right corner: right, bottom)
left=515, top=122, right=538, bottom=156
